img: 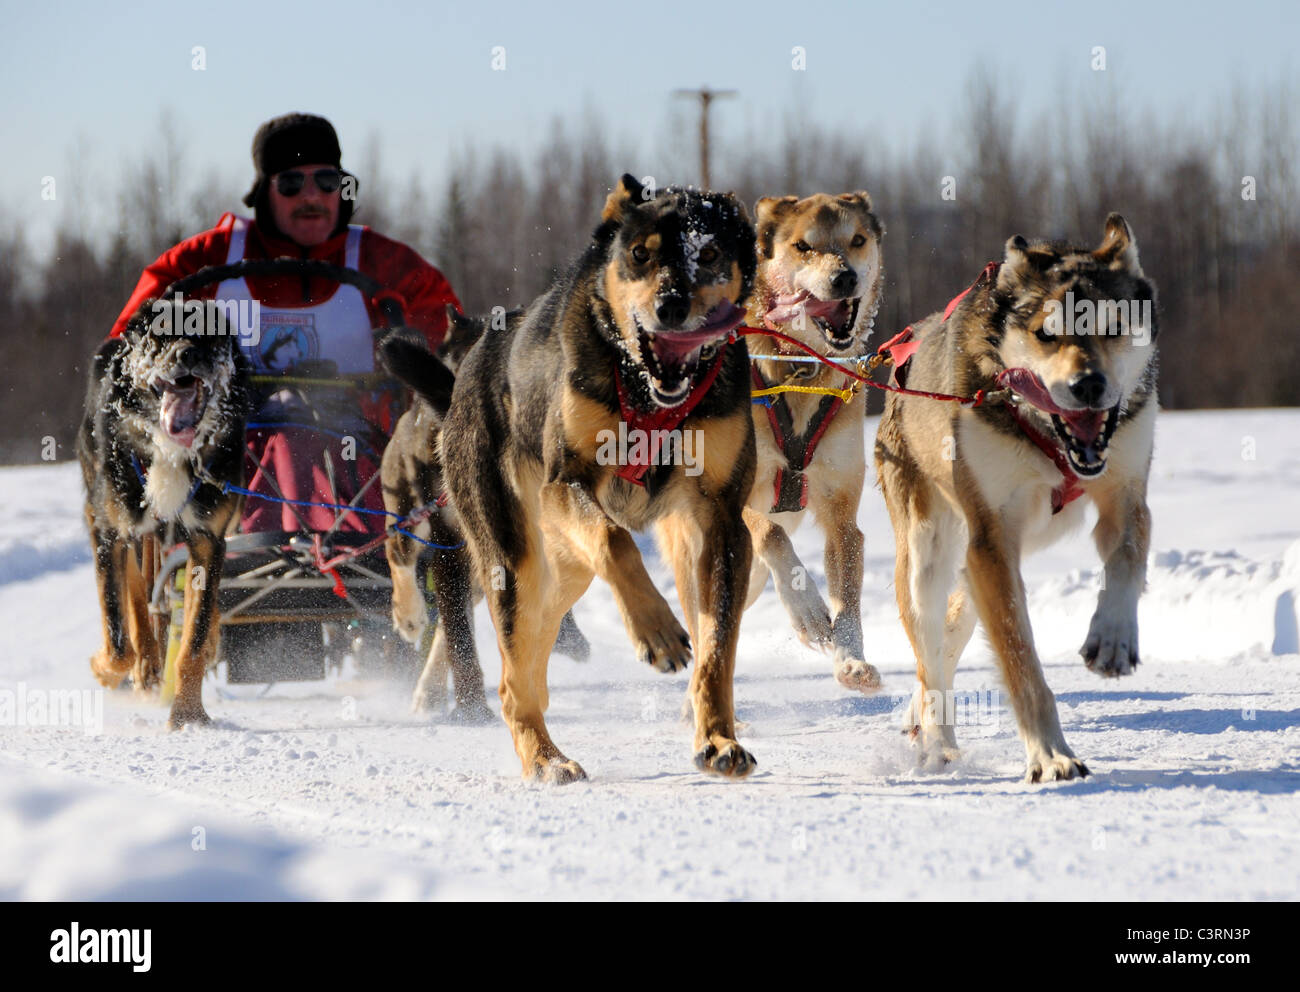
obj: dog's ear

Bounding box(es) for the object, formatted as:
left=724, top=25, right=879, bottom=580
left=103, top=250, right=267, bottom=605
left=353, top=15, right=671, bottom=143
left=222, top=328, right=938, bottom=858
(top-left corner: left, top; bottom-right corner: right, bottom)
left=997, top=234, right=1059, bottom=289
left=838, top=190, right=873, bottom=211
left=1094, top=212, right=1142, bottom=274
left=602, top=174, right=647, bottom=224
left=754, top=195, right=798, bottom=260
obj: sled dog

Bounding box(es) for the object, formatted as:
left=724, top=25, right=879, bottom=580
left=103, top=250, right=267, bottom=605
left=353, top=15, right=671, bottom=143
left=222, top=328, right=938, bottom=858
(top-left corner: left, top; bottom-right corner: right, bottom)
left=874, top=214, right=1158, bottom=781
left=78, top=299, right=251, bottom=728
left=382, top=175, right=759, bottom=782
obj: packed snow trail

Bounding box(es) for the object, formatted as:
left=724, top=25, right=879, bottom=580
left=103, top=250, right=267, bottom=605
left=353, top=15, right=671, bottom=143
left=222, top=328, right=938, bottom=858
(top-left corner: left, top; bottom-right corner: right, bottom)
left=1, top=411, right=1297, bottom=899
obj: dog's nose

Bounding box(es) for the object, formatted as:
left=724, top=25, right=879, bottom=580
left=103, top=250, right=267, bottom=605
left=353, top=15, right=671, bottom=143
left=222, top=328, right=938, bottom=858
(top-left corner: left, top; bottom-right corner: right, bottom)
left=1069, top=372, right=1108, bottom=407
left=654, top=294, right=690, bottom=329
left=830, top=269, right=857, bottom=298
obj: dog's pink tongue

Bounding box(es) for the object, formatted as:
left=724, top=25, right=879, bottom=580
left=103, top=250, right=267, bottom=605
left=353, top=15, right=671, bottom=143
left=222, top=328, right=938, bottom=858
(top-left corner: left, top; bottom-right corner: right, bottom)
left=765, top=291, right=848, bottom=326
left=161, top=389, right=199, bottom=448
left=650, top=301, right=745, bottom=361
left=1061, top=408, right=1107, bottom=443
left=996, top=368, right=1106, bottom=442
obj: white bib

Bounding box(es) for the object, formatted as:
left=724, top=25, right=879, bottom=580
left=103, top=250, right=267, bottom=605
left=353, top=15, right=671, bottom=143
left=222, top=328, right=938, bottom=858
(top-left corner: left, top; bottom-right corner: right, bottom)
left=215, top=217, right=375, bottom=374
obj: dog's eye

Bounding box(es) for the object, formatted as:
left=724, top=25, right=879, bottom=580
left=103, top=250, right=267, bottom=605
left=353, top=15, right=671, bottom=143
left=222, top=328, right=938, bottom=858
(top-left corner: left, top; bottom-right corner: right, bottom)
left=794, top=240, right=812, bottom=253
left=697, top=246, right=719, bottom=265
left=850, top=234, right=866, bottom=248
left=631, top=245, right=650, bottom=264
left=1035, top=327, right=1056, bottom=344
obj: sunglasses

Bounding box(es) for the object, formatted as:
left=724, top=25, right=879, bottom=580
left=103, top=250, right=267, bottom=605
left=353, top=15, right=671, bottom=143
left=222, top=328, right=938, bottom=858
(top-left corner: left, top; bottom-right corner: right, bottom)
left=273, top=168, right=343, bottom=196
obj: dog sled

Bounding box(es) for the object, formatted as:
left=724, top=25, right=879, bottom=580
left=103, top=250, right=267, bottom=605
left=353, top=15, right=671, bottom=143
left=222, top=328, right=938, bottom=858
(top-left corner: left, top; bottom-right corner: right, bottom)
left=139, top=258, right=441, bottom=693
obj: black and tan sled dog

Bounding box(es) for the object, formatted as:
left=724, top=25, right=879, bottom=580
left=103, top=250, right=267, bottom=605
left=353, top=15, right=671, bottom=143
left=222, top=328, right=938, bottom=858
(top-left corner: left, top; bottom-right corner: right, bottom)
left=382, top=174, right=759, bottom=783
left=875, top=215, right=1158, bottom=782
left=78, top=299, right=251, bottom=728
left=381, top=309, right=589, bottom=722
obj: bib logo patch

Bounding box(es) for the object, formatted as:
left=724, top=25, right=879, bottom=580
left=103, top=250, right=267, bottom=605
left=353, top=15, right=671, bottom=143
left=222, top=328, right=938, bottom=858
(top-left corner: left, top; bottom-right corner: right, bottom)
left=256, top=313, right=319, bottom=372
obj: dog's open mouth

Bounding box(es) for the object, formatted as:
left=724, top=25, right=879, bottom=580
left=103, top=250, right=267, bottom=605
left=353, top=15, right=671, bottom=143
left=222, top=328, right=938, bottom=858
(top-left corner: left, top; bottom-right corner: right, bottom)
left=996, top=368, right=1118, bottom=476
left=1051, top=406, right=1119, bottom=476
left=767, top=291, right=862, bottom=349
left=154, top=374, right=210, bottom=448
left=634, top=300, right=745, bottom=406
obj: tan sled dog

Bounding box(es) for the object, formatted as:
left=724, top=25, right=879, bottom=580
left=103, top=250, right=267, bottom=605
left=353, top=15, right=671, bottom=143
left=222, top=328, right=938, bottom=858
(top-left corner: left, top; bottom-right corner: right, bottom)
left=743, top=192, right=885, bottom=692
left=875, top=215, right=1158, bottom=782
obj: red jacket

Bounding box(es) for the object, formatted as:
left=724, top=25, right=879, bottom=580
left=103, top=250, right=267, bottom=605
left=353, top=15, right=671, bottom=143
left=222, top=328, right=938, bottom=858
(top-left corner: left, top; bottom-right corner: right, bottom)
left=111, top=213, right=460, bottom=351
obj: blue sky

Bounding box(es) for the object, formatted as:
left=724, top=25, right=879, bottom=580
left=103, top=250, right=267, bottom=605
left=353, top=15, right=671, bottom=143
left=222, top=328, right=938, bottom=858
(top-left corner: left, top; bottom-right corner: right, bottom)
left=1, top=0, right=1295, bottom=255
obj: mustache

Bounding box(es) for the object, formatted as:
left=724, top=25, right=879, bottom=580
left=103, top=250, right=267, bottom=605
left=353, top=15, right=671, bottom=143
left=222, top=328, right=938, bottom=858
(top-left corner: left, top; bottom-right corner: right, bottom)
left=292, top=206, right=331, bottom=218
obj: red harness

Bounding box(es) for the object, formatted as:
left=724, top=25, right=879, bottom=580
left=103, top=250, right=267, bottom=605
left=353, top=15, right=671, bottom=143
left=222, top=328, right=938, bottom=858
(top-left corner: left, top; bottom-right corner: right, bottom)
left=750, top=363, right=845, bottom=513
left=613, top=346, right=729, bottom=487
left=885, top=262, right=1084, bottom=514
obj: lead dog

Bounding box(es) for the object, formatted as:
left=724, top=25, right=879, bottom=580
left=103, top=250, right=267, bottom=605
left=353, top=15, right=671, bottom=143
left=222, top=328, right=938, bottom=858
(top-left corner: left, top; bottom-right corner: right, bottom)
left=383, top=175, right=759, bottom=782
left=742, top=192, right=885, bottom=692
left=78, top=299, right=251, bottom=728
left=875, top=215, right=1157, bottom=781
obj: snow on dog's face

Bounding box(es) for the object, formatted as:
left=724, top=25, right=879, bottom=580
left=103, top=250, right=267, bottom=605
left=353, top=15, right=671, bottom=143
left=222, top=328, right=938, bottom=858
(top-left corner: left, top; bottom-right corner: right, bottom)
left=598, top=175, right=756, bottom=407
left=994, top=214, right=1159, bottom=477
left=753, top=191, right=884, bottom=353
left=120, top=300, right=238, bottom=453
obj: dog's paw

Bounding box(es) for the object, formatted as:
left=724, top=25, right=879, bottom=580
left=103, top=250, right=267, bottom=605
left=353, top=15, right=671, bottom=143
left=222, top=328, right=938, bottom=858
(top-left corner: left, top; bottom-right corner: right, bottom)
left=909, top=724, right=961, bottom=770
left=449, top=697, right=495, bottom=725
left=1023, top=742, right=1089, bottom=783
left=391, top=603, right=429, bottom=647
left=833, top=649, right=882, bottom=693
left=410, top=682, right=448, bottom=715
left=90, top=651, right=130, bottom=689
left=1081, top=608, right=1139, bottom=677
left=553, top=611, right=591, bottom=662
left=166, top=699, right=212, bottom=731
left=527, top=756, right=588, bottom=785
left=627, top=601, right=692, bottom=673
left=782, top=588, right=833, bottom=648
left=693, top=737, right=757, bottom=778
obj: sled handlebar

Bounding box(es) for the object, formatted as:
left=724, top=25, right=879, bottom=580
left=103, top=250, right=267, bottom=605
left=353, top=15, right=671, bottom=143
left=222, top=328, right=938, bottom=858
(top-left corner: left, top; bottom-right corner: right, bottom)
left=158, top=258, right=409, bottom=335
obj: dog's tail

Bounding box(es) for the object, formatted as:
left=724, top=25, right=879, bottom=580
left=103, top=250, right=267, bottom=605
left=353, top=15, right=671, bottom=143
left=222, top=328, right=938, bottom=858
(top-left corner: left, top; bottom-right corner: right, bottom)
left=381, top=337, right=456, bottom=417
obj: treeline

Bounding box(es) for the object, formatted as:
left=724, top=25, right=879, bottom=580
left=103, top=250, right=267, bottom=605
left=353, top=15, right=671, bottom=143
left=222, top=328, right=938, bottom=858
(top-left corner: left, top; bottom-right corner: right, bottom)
left=2, top=77, right=1297, bottom=464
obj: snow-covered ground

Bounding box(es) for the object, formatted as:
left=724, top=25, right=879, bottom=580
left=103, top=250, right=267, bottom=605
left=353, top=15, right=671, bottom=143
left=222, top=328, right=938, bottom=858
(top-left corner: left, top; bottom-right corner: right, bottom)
left=1, top=410, right=1298, bottom=900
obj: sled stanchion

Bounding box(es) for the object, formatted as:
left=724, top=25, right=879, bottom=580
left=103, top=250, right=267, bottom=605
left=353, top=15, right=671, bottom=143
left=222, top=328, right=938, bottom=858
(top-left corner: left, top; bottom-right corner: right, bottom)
left=160, top=564, right=186, bottom=705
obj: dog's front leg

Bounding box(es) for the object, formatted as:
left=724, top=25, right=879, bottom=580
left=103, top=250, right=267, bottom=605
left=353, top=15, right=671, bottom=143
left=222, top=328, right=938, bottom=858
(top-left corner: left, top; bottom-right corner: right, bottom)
left=167, top=531, right=225, bottom=729
left=539, top=482, right=691, bottom=674
left=1081, top=478, right=1150, bottom=678
left=818, top=489, right=881, bottom=694
left=87, top=517, right=133, bottom=689
left=660, top=502, right=757, bottom=778
left=741, top=505, right=833, bottom=646
left=964, top=514, right=1088, bottom=783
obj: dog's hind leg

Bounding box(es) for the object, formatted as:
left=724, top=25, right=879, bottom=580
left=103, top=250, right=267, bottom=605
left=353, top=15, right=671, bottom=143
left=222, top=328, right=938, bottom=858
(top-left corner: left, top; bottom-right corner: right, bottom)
left=741, top=505, right=832, bottom=646
left=426, top=539, right=490, bottom=723
left=486, top=534, right=591, bottom=784
left=901, top=505, right=964, bottom=766
left=962, top=508, right=1087, bottom=783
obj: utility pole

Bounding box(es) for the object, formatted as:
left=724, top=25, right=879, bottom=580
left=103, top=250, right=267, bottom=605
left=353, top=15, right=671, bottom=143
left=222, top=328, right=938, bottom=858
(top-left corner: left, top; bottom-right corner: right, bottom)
left=673, top=86, right=736, bottom=189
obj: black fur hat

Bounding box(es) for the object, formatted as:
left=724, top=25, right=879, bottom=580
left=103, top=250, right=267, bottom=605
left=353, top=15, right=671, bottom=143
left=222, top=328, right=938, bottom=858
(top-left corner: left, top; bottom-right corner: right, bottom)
left=242, top=113, right=355, bottom=238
